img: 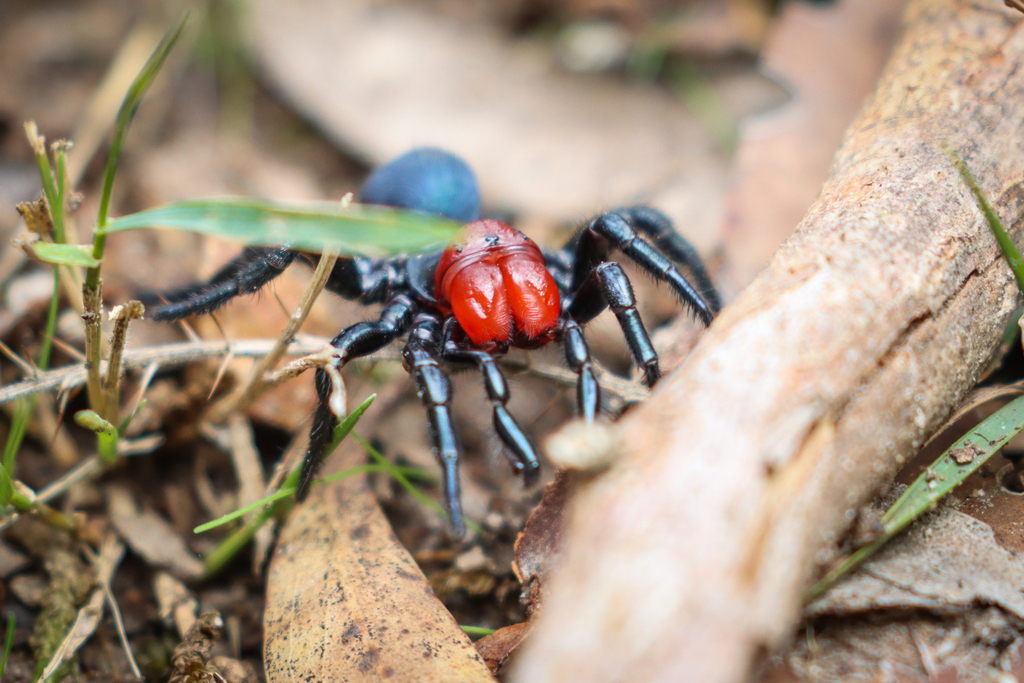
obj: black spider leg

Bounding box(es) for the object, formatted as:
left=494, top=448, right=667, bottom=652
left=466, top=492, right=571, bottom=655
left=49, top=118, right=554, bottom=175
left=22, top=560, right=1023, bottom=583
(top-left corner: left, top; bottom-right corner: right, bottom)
left=568, top=213, right=717, bottom=326
left=403, top=312, right=465, bottom=538
left=150, top=246, right=298, bottom=321
left=297, top=294, right=417, bottom=501
left=560, top=319, right=600, bottom=423
left=441, top=323, right=541, bottom=486
left=567, top=261, right=661, bottom=386
left=324, top=255, right=408, bottom=304
left=612, top=206, right=722, bottom=314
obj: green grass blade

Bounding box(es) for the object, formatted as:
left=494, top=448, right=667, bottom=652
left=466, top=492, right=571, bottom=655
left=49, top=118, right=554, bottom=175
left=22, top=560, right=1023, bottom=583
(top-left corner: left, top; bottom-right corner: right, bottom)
left=0, top=611, right=15, bottom=680
left=280, top=393, right=377, bottom=491
left=941, top=140, right=1024, bottom=294
left=29, top=243, right=101, bottom=268
left=88, top=14, right=187, bottom=289
left=194, top=463, right=400, bottom=533
left=807, top=392, right=1024, bottom=600
left=199, top=393, right=376, bottom=534
left=354, top=432, right=480, bottom=534
left=460, top=625, right=496, bottom=637
left=3, top=398, right=31, bottom=475
left=0, top=463, right=13, bottom=508
left=101, top=198, right=460, bottom=256
left=194, top=487, right=300, bottom=534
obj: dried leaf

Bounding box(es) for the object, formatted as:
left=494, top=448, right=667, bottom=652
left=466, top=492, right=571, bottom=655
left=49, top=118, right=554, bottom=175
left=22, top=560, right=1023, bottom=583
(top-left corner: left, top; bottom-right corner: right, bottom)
left=264, top=441, right=495, bottom=683
left=0, top=541, right=30, bottom=578
left=475, top=622, right=532, bottom=676
left=107, top=485, right=204, bottom=579
left=513, top=472, right=581, bottom=614
left=809, top=507, right=1024, bottom=620
left=154, top=571, right=199, bottom=637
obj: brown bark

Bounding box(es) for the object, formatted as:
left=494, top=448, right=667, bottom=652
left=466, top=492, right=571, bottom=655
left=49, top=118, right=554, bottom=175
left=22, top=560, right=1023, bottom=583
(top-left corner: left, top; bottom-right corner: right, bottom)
left=511, top=2, right=1024, bottom=682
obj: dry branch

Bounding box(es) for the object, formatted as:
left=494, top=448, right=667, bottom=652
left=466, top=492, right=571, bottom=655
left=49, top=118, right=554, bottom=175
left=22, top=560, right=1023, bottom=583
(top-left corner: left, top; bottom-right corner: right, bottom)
left=512, top=2, right=1024, bottom=682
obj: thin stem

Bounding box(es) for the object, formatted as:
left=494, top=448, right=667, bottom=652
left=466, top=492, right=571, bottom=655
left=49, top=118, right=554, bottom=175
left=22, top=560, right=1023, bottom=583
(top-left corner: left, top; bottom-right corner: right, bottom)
left=51, top=141, right=69, bottom=245
left=101, top=301, right=145, bottom=423
left=209, top=247, right=339, bottom=422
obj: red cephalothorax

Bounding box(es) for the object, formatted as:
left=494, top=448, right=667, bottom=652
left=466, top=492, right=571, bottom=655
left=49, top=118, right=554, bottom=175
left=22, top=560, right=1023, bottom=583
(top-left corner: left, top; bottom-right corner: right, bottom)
left=434, top=219, right=561, bottom=348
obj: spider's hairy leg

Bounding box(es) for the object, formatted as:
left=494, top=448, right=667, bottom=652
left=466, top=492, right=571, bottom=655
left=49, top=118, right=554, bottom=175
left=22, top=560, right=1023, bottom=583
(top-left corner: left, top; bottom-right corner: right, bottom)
left=441, top=334, right=540, bottom=486
left=404, top=312, right=465, bottom=539
left=296, top=294, right=417, bottom=501
left=613, top=206, right=722, bottom=313
left=569, top=261, right=660, bottom=387
left=560, top=319, right=600, bottom=423
left=149, top=246, right=298, bottom=321
left=574, top=213, right=717, bottom=326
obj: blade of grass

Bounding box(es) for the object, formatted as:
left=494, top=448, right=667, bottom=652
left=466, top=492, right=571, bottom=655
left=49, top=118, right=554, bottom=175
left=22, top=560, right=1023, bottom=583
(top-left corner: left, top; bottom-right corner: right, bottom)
left=0, top=464, right=13, bottom=508
left=87, top=14, right=187, bottom=287
left=200, top=393, right=376, bottom=575
left=279, top=393, right=377, bottom=492
left=806, top=392, right=1024, bottom=600
left=193, top=463, right=429, bottom=533
left=941, top=140, right=1024, bottom=294
left=5, top=130, right=68, bottom=480
left=101, top=198, right=460, bottom=256
left=3, top=398, right=31, bottom=475
left=0, top=612, right=15, bottom=681
left=353, top=432, right=479, bottom=534
left=460, top=625, right=496, bottom=637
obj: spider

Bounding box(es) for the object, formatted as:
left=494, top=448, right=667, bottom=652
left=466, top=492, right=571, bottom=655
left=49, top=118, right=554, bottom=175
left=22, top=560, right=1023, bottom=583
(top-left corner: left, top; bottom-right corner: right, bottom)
left=150, top=148, right=721, bottom=537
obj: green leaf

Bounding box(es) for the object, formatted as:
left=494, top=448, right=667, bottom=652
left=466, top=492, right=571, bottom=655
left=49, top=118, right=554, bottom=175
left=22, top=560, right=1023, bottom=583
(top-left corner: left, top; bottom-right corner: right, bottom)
left=30, top=243, right=101, bottom=268
left=100, top=198, right=461, bottom=256
left=807, top=392, right=1024, bottom=600
left=0, top=463, right=13, bottom=508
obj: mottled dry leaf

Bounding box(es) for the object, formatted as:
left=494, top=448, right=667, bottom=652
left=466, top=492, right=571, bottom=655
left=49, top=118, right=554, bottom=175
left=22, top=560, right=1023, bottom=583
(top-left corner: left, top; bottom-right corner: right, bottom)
left=264, top=441, right=495, bottom=683
left=808, top=507, right=1024, bottom=620
left=107, top=485, right=204, bottom=579
left=475, top=622, right=532, bottom=677
left=513, top=472, right=581, bottom=613
left=775, top=609, right=1021, bottom=682
left=251, top=0, right=726, bottom=239
left=720, top=0, right=906, bottom=293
